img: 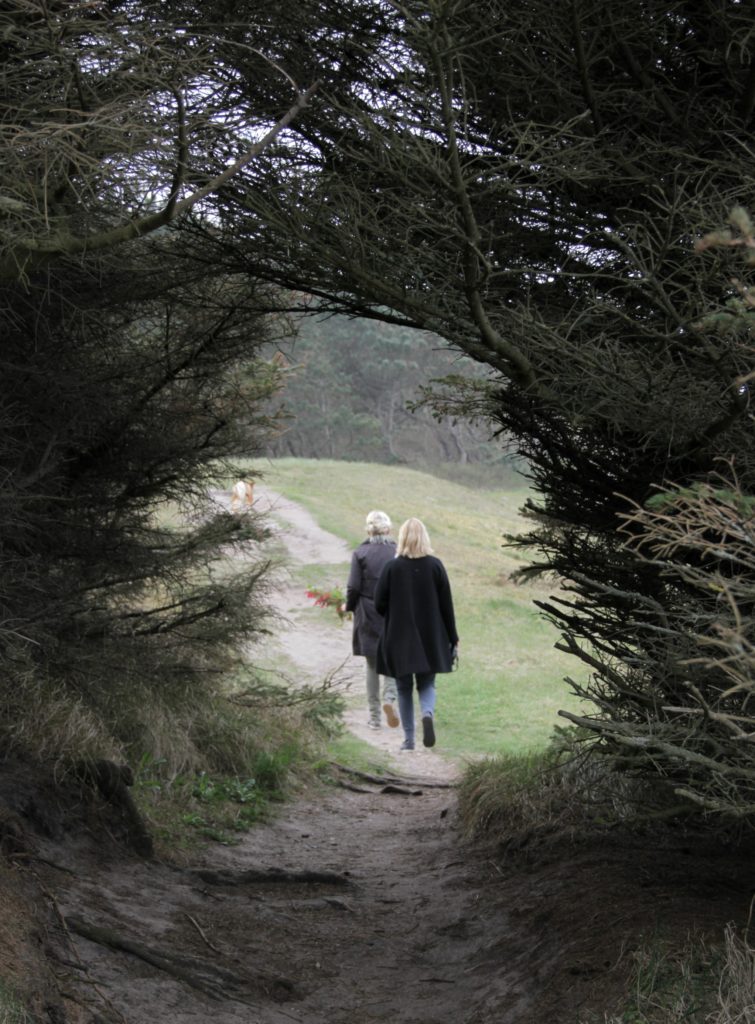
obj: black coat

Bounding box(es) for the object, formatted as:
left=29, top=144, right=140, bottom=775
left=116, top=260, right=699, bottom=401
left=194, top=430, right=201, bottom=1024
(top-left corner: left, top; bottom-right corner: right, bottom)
left=344, top=538, right=397, bottom=658
left=374, top=555, right=459, bottom=678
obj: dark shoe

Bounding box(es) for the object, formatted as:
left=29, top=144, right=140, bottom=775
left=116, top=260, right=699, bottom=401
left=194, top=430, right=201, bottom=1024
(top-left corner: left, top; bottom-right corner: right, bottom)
left=422, top=715, right=436, bottom=748
left=400, top=739, right=415, bottom=751
left=383, top=702, right=400, bottom=728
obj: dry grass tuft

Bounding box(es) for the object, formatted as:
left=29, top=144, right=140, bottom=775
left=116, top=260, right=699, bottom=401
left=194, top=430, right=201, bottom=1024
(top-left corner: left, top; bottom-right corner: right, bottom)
left=586, top=924, right=754, bottom=1024
left=0, top=671, right=121, bottom=768
left=457, top=734, right=639, bottom=846
left=0, top=868, right=53, bottom=1023
left=711, top=923, right=755, bottom=1024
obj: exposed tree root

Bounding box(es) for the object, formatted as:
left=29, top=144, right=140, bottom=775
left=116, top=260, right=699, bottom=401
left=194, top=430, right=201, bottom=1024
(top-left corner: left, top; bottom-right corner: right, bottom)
left=329, top=761, right=455, bottom=789
left=334, top=776, right=424, bottom=796
left=335, top=779, right=372, bottom=793
left=188, top=866, right=351, bottom=887
left=0, top=808, right=35, bottom=859
left=66, top=914, right=298, bottom=1004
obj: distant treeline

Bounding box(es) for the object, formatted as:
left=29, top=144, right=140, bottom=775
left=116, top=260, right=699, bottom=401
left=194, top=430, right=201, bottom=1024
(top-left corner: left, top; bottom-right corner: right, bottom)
left=264, top=315, right=510, bottom=473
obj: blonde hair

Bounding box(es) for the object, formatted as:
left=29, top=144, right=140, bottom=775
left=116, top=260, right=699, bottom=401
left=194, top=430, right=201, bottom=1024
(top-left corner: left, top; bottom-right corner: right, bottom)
left=397, top=517, right=433, bottom=558
left=365, top=509, right=392, bottom=536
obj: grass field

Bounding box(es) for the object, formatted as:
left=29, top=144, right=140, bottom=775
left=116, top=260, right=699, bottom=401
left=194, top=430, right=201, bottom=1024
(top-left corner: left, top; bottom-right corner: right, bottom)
left=237, top=458, right=587, bottom=760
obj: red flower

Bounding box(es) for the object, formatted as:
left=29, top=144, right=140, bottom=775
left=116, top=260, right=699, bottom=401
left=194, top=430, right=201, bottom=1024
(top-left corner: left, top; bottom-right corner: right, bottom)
left=305, top=585, right=351, bottom=622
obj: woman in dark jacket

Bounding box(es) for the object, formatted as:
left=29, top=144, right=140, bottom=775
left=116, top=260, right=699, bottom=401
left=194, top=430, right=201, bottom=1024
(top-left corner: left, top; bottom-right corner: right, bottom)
left=375, top=517, right=459, bottom=750
left=343, top=510, right=399, bottom=729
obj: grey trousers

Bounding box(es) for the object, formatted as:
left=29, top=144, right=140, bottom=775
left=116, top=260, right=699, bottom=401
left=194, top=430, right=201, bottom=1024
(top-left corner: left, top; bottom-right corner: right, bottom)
left=365, top=655, right=397, bottom=724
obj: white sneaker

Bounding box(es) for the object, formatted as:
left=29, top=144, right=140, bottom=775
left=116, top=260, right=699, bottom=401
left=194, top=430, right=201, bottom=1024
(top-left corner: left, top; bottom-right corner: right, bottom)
left=367, top=721, right=381, bottom=730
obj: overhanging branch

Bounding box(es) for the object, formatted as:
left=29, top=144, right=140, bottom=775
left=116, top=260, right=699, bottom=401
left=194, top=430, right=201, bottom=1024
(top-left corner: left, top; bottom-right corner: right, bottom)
left=3, top=81, right=320, bottom=279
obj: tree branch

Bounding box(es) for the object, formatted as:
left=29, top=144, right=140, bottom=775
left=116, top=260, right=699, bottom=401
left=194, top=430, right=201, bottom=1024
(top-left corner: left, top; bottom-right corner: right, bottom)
left=4, top=81, right=320, bottom=277
left=432, top=31, right=547, bottom=397
left=571, top=1, right=603, bottom=133
left=165, top=87, right=189, bottom=219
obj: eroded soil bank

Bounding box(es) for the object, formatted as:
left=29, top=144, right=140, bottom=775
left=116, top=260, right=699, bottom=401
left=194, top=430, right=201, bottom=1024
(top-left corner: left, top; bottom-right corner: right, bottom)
left=14, top=754, right=754, bottom=1024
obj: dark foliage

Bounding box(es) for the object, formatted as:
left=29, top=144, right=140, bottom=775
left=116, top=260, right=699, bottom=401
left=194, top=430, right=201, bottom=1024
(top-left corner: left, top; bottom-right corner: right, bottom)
left=0, top=1, right=308, bottom=764
left=0, top=240, right=285, bottom=760
left=3, top=0, right=754, bottom=813
left=190, top=0, right=755, bottom=818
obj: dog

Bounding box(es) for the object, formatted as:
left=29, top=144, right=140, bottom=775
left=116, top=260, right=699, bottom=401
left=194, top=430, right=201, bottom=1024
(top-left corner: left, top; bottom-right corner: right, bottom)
left=230, top=479, right=255, bottom=512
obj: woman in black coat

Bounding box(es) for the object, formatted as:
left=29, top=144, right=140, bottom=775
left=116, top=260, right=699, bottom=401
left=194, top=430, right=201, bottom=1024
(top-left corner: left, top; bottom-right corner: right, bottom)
left=342, top=510, right=399, bottom=729
left=375, top=518, right=459, bottom=750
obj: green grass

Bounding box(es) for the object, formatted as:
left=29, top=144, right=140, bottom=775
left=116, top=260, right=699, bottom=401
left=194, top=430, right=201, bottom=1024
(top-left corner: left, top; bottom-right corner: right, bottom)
left=134, top=745, right=299, bottom=853
left=0, top=982, right=33, bottom=1024
left=237, top=458, right=588, bottom=760
left=323, top=732, right=394, bottom=776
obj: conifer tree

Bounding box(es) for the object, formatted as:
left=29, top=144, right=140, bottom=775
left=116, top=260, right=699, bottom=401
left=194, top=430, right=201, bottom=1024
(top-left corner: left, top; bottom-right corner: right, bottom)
left=0, top=0, right=314, bottom=765
left=201, top=0, right=755, bottom=818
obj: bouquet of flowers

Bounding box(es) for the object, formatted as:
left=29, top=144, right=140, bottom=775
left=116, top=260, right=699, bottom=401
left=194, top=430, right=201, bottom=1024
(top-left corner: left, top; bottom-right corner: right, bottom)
left=305, top=586, right=351, bottom=622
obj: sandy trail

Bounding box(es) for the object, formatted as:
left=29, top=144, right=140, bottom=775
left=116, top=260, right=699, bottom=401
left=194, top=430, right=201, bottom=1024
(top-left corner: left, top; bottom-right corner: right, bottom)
left=34, top=483, right=752, bottom=1024
left=45, top=483, right=508, bottom=1024
left=247, top=484, right=459, bottom=782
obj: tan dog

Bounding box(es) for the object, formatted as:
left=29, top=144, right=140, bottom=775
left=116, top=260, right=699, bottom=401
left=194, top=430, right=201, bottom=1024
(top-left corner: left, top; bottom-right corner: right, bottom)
left=230, top=479, right=255, bottom=513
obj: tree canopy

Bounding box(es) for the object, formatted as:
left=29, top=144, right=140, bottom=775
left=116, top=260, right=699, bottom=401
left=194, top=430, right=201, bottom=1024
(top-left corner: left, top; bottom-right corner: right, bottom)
left=266, top=314, right=504, bottom=467
left=0, top=0, right=321, bottom=768
left=194, top=0, right=755, bottom=818
left=3, top=0, right=755, bottom=818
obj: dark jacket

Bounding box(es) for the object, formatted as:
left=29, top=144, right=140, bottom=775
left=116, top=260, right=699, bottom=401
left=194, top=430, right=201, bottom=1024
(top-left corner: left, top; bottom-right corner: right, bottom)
left=374, top=555, right=459, bottom=678
left=345, top=538, right=397, bottom=658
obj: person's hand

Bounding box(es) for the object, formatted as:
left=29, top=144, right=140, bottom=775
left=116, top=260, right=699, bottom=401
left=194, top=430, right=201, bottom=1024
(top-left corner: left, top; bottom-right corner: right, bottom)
left=339, top=603, right=347, bottom=614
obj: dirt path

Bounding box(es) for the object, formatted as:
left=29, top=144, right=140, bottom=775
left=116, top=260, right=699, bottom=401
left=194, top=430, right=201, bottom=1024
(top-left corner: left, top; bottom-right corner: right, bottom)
left=251, top=484, right=458, bottom=781
left=44, top=485, right=501, bottom=1023
left=50, top=781, right=504, bottom=1024
left=31, top=486, right=755, bottom=1024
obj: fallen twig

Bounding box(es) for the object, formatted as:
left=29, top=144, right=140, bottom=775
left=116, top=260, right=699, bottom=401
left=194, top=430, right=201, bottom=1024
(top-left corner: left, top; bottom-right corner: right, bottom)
left=182, top=911, right=222, bottom=954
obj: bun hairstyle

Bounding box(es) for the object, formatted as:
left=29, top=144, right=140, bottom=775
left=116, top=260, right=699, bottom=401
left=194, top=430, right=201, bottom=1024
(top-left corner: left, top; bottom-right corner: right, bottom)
left=365, top=510, right=392, bottom=536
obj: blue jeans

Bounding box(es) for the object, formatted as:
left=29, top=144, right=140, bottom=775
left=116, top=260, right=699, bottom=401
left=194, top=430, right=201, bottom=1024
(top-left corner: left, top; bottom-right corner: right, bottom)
left=396, top=673, right=436, bottom=744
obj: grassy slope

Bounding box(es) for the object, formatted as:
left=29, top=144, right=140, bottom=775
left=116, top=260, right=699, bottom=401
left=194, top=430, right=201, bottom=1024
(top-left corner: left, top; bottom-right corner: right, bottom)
left=242, top=458, right=587, bottom=759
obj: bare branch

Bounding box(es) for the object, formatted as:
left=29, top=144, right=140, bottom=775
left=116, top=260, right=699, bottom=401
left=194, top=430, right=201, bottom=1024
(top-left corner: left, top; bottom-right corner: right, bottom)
left=2, top=82, right=320, bottom=278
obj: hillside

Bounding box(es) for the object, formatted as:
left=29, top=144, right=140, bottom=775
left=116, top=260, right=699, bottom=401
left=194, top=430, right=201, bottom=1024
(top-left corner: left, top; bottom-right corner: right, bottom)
left=244, top=457, right=588, bottom=758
